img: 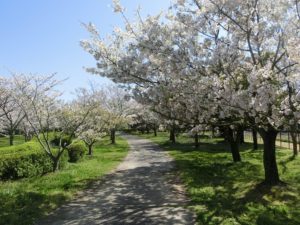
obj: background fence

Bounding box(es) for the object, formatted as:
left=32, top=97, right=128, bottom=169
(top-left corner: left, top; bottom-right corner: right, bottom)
left=244, top=131, right=300, bottom=150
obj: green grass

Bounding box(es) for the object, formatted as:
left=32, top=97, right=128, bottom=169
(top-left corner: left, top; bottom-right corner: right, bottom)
left=0, top=135, right=25, bottom=147
left=138, top=132, right=300, bottom=225
left=0, top=136, right=128, bottom=225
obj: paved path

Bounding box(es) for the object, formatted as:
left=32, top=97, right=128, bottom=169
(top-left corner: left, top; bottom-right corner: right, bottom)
left=37, top=135, right=196, bottom=225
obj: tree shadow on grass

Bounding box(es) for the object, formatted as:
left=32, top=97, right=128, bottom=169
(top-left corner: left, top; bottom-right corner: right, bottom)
left=279, top=155, right=296, bottom=174
left=0, top=191, right=68, bottom=225
left=161, top=141, right=230, bottom=154
left=0, top=171, right=113, bottom=225
left=161, top=139, right=265, bottom=156
left=160, top=140, right=300, bottom=225
left=241, top=183, right=299, bottom=225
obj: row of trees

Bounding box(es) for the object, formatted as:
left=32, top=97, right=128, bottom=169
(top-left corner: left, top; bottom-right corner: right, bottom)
left=0, top=74, right=131, bottom=171
left=82, top=0, right=300, bottom=185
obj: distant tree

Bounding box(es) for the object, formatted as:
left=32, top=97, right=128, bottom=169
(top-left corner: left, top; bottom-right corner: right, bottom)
left=0, top=78, right=25, bottom=145
left=129, top=104, right=160, bottom=136
left=100, top=86, right=132, bottom=144
left=76, top=106, right=108, bottom=155
left=12, top=74, right=95, bottom=171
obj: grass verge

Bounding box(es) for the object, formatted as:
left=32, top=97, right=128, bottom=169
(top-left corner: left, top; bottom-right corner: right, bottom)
left=0, top=136, right=128, bottom=225
left=0, top=135, right=25, bottom=147
left=138, top=132, right=300, bottom=225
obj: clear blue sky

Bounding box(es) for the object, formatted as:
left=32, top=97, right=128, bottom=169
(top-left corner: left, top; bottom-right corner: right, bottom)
left=0, top=0, right=171, bottom=100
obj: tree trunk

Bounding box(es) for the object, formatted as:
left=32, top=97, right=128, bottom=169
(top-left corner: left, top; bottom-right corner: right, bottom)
left=169, top=128, right=176, bottom=144
left=226, top=127, right=242, bottom=162
left=52, top=158, right=60, bottom=172
left=290, top=132, right=298, bottom=157
left=230, top=140, right=241, bottom=162
left=88, top=145, right=93, bottom=155
left=28, top=134, right=32, bottom=142
left=194, top=133, right=199, bottom=149
left=111, top=128, right=116, bottom=144
left=9, top=130, right=14, bottom=146
left=298, top=133, right=300, bottom=153
left=24, top=133, right=31, bottom=142
left=252, top=129, right=258, bottom=150
left=221, top=126, right=228, bottom=142
left=211, top=126, right=215, bottom=138
left=153, top=128, right=157, bottom=137
left=240, top=130, right=245, bottom=144
left=259, top=128, right=281, bottom=185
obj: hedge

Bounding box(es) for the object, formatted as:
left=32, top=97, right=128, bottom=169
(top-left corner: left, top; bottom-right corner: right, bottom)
left=50, top=134, right=72, bottom=147
left=0, top=142, right=67, bottom=180
left=67, top=140, right=87, bottom=163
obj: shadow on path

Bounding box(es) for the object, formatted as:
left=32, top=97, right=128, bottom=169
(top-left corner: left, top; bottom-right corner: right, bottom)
left=36, top=135, right=195, bottom=225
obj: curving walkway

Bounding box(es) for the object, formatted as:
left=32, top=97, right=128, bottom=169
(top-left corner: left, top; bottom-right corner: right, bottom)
left=37, top=135, right=196, bottom=225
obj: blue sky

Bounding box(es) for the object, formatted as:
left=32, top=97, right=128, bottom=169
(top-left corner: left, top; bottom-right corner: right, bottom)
left=0, top=0, right=171, bottom=100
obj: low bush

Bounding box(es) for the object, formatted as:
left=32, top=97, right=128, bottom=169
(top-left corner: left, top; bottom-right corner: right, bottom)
left=0, top=142, right=66, bottom=180
left=67, top=140, right=87, bottom=163
left=50, top=134, right=72, bottom=147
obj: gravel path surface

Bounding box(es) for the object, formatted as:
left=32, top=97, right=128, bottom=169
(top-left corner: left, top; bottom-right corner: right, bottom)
left=37, top=135, right=196, bottom=225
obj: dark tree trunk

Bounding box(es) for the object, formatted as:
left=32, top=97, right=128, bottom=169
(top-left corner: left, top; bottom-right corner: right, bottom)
left=226, top=127, right=242, bottom=162
left=290, top=132, right=298, bottom=157
left=194, top=133, right=199, bottom=149
left=9, top=130, right=14, bottom=146
left=169, top=128, right=176, bottom=144
left=111, top=128, right=116, bottom=144
left=259, top=128, right=281, bottom=185
left=24, top=133, right=31, bottom=142
left=240, top=130, right=245, bottom=144
left=221, top=127, right=229, bottom=142
left=146, top=127, right=150, bottom=134
left=230, top=141, right=241, bottom=162
left=88, top=145, right=93, bottom=155
left=52, top=158, right=60, bottom=172
left=153, top=128, right=157, bottom=137
left=252, top=129, right=258, bottom=150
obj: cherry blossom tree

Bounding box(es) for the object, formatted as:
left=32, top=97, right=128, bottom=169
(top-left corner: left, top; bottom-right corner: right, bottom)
left=82, top=0, right=300, bottom=185
left=0, top=78, right=25, bottom=145
left=190, top=0, right=300, bottom=184
left=100, top=86, right=132, bottom=144
left=76, top=106, right=108, bottom=155
left=129, top=104, right=160, bottom=136
left=12, top=74, right=95, bottom=171
left=81, top=1, right=244, bottom=157
left=19, top=119, right=34, bottom=142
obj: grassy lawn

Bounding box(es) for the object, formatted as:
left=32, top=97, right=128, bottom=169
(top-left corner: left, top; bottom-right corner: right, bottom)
left=0, top=136, right=128, bottom=225
left=0, top=135, right=25, bottom=147
left=138, top=132, right=300, bottom=225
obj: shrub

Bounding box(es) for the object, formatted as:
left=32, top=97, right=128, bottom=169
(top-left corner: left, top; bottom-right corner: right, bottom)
left=50, top=134, right=72, bottom=147
left=0, top=142, right=52, bottom=180
left=67, top=140, right=87, bottom=163
left=58, top=151, right=68, bottom=169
